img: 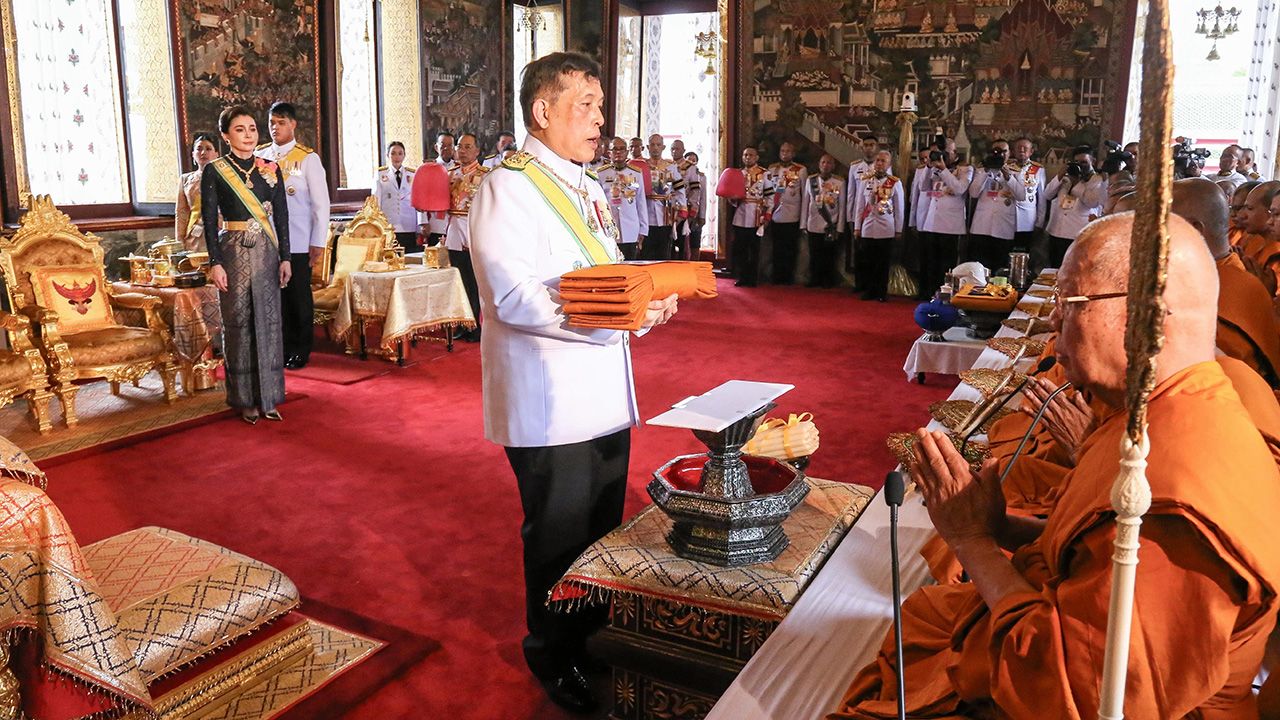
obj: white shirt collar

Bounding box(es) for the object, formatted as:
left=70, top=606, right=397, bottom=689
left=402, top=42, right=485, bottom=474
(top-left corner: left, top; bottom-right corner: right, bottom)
left=271, top=139, right=297, bottom=155
left=523, top=135, right=586, bottom=188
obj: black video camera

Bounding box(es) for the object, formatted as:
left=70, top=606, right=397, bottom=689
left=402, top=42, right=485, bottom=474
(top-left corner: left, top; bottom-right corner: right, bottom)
left=982, top=146, right=1008, bottom=170
left=1099, top=140, right=1134, bottom=174
left=927, top=131, right=948, bottom=164
left=1171, top=137, right=1211, bottom=178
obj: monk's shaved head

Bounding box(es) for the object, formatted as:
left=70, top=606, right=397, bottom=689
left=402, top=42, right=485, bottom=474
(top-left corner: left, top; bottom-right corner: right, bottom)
left=1055, top=212, right=1218, bottom=407
left=1111, top=192, right=1136, bottom=213
left=1171, top=177, right=1231, bottom=260
left=1243, top=181, right=1280, bottom=234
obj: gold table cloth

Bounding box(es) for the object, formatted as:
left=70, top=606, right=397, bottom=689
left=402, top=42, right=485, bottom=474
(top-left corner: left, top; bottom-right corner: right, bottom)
left=331, top=267, right=475, bottom=350
left=111, top=282, right=223, bottom=394
left=550, top=478, right=873, bottom=621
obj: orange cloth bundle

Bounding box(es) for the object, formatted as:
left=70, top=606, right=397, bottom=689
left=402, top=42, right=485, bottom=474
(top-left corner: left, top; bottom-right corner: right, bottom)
left=560, top=261, right=717, bottom=330
left=950, top=283, right=1019, bottom=313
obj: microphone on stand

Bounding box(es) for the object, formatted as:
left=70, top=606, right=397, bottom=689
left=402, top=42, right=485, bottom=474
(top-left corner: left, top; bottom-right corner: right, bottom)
left=960, top=356, right=1058, bottom=455
left=998, top=381, right=1074, bottom=484
left=884, top=470, right=907, bottom=720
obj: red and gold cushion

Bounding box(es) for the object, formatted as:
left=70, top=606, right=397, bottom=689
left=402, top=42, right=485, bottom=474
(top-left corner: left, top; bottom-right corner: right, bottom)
left=62, top=326, right=166, bottom=368
left=82, top=527, right=300, bottom=683
left=28, top=264, right=115, bottom=334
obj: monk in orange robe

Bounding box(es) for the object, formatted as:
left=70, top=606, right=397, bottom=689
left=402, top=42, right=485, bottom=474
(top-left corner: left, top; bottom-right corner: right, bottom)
left=833, top=214, right=1280, bottom=718
left=1234, top=181, right=1280, bottom=294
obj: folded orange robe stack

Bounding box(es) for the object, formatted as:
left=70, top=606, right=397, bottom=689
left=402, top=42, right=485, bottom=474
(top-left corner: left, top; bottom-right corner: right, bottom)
left=560, top=261, right=717, bottom=330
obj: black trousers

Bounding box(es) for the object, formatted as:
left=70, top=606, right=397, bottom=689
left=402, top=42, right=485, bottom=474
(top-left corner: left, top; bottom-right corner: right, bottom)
left=967, top=234, right=1012, bottom=273
left=448, top=249, right=482, bottom=328
left=1013, top=230, right=1036, bottom=253
left=426, top=232, right=444, bottom=248
left=281, top=252, right=313, bottom=361
left=673, top=221, right=689, bottom=259
left=641, top=226, right=672, bottom=260
left=861, top=235, right=893, bottom=300
left=395, top=231, right=421, bottom=253
left=686, top=221, right=703, bottom=260
left=619, top=242, right=639, bottom=261
left=806, top=231, right=840, bottom=288
left=770, top=221, right=801, bottom=284
left=1048, top=235, right=1074, bottom=269
left=731, top=225, right=760, bottom=286
left=505, top=428, right=630, bottom=678
left=918, top=232, right=959, bottom=300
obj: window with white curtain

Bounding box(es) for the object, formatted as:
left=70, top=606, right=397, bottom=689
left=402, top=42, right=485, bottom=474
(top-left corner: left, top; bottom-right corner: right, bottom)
left=337, top=0, right=381, bottom=188
left=10, top=0, right=131, bottom=205
left=614, top=9, right=642, bottom=142
left=513, top=2, right=565, bottom=147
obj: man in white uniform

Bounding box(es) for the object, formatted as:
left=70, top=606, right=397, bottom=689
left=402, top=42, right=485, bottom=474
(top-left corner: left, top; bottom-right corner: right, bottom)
left=1008, top=137, right=1047, bottom=260
left=372, top=140, right=419, bottom=250
left=1044, top=145, right=1108, bottom=267
left=469, top=51, right=678, bottom=714
left=418, top=131, right=457, bottom=246
left=966, top=139, right=1022, bottom=271
left=596, top=137, right=649, bottom=260
left=683, top=151, right=707, bottom=260
left=767, top=141, right=807, bottom=284
left=256, top=101, right=329, bottom=369
left=916, top=139, right=971, bottom=300
left=482, top=131, right=517, bottom=169
left=852, top=150, right=904, bottom=301
left=444, top=133, right=489, bottom=342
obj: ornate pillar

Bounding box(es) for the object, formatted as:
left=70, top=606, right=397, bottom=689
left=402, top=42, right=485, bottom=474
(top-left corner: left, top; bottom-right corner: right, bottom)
left=380, top=0, right=424, bottom=163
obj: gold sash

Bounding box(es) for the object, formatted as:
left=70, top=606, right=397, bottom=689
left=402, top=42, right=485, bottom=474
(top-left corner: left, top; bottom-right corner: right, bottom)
left=502, top=152, right=615, bottom=267
left=211, top=157, right=279, bottom=250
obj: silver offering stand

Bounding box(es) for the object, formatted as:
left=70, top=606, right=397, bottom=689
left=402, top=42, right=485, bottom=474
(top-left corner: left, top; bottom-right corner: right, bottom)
left=648, top=401, right=809, bottom=567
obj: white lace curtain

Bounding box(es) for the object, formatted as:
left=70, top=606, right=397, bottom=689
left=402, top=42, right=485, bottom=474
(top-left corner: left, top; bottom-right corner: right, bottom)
left=1241, top=0, right=1280, bottom=178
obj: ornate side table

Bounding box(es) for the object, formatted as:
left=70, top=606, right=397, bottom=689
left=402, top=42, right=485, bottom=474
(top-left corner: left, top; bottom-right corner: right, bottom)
left=551, top=478, right=873, bottom=720
left=330, top=266, right=475, bottom=362
left=110, top=282, right=223, bottom=395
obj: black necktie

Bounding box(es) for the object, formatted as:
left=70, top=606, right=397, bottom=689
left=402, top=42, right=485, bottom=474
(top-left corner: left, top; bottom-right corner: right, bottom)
left=395, top=169, right=402, bottom=188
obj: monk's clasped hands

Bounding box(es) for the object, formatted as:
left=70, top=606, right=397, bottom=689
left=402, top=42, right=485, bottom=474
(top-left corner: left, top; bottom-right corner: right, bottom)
left=909, top=429, right=1007, bottom=548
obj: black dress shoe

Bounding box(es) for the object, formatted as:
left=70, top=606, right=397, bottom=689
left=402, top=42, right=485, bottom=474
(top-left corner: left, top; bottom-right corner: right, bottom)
left=284, top=355, right=303, bottom=370
left=540, top=666, right=598, bottom=714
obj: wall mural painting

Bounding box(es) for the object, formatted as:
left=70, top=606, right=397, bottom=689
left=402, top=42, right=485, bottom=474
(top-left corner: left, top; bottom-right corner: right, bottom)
left=419, top=0, right=509, bottom=151
left=749, top=0, right=1128, bottom=169
left=171, top=0, right=322, bottom=165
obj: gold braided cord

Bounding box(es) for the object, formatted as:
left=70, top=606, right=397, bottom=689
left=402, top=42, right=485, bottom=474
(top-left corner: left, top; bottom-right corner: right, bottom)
left=1125, top=0, right=1173, bottom=442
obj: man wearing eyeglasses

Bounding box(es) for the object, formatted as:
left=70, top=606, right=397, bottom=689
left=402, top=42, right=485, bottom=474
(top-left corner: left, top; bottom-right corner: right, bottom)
left=832, top=212, right=1280, bottom=718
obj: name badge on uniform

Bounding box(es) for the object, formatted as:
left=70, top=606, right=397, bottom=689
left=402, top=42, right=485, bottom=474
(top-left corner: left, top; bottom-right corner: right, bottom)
left=1060, top=195, right=1077, bottom=210
left=986, top=191, right=1000, bottom=199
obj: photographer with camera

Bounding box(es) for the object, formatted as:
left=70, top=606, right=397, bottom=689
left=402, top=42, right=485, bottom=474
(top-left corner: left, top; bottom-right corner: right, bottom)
left=916, top=136, right=971, bottom=298
left=966, top=139, right=1022, bottom=271
left=1043, top=144, right=1107, bottom=268
left=1172, top=137, right=1212, bottom=180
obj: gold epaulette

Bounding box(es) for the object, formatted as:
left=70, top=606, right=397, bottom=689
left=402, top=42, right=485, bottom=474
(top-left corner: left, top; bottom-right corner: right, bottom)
left=377, top=165, right=388, bottom=171
left=294, top=143, right=315, bottom=154
left=256, top=142, right=271, bottom=150
left=585, top=167, right=599, bottom=181
left=501, top=151, right=535, bottom=171
left=405, top=165, right=417, bottom=173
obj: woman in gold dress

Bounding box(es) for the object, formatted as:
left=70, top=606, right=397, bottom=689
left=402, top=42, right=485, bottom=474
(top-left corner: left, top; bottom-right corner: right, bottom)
left=175, top=133, right=219, bottom=251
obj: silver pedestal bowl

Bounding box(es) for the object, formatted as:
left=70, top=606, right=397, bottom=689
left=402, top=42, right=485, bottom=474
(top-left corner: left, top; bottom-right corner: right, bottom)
left=647, top=402, right=809, bottom=566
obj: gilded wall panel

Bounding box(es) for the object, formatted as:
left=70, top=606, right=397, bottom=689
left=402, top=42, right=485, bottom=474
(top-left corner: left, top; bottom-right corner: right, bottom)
left=381, top=0, right=425, bottom=162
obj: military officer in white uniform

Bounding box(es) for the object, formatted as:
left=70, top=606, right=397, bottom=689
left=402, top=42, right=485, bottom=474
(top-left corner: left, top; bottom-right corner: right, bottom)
left=596, top=137, right=649, bottom=260
left=916, top=139, right=971, bottom=301
left=444, top=132, right=489, bottom=342
left=641, top=134, right=686, bottom=260
left=801, top=152, right=845, bottom=288
left=482, top=131, right=517, bottom=169
left=469, top=51, right=677, bottom=715
left=1008, top=137, right=1048, bottom=256
left=372, top=140, right=419, bottom=250
left=418, top=131, right=457, bottom=246
left=729, top=147, right=775, bottom=287
left=852, top=150, right=904, bottom=301
left=256, top=101, right=329, bottom=369
left=767, top=141, right=807, bottom=284
left=967, top=139, right=1024, bottom=271
left=682, top=151, right=707, bottom=260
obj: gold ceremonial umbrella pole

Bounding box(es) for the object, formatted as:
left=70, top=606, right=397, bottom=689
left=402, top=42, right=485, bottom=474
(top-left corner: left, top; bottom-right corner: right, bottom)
left=1097, top=0, right=1173, bottom=716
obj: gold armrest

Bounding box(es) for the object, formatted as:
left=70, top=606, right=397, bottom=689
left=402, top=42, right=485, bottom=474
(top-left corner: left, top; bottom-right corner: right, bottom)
left=0, top=311, right=31, bottom=334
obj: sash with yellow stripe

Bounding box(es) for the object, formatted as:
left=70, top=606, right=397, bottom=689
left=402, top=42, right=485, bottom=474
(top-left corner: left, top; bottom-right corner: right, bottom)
left=185, top=187, right=202, bottom=237
left=210, top=157, right=279, bottom=250
left=501, top=152, right=615, bottom=267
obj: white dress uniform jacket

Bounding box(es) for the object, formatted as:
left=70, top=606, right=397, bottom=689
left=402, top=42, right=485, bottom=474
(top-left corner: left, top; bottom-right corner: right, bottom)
left=418, top=159, right=457, bottom=235
left=1010, top=162, right=1048, bottom=231
left=852, top=174, right=905, bottom=239
left=469, top=136, right=638, bottom=448
left=844, top=160, right=873, bottom=220
left=909, top=166, right=932, bottom=229
left=1213, top=170, right=1248, bottom=193
left=1044, top=173, right=1107, bottom=239
left=645, top=158, right=687, bottom=226
left=256, top=140, right=330, bottom=252
left=372, top=164, right=418, bottom=233
left=767, top=162, right=807, bottom=223
left=597, top=164, right=650, bottom=245
left=967, top=168, right=1024, bottom=240
left=919, top=165, right=973, bottom=236
left=801, top=174, right=846, bottom=235
left=731, top=166, right=775, bottom=228
left=685, top=167, right=707, bottom=220
left=444, top=161, right=489, bottom=251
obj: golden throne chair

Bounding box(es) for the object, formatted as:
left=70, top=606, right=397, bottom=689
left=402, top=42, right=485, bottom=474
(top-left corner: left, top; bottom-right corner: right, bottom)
left=0, top=440, right=308, bottom=719
left=312, top=195, right=396, bottom=325
left=0, top=196, right=179, bottom=428
left=0, top=311, right=56, bottom=433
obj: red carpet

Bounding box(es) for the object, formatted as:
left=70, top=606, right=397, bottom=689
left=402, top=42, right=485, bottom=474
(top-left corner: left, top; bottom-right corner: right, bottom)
left=43, top=282, right=951, bottom=719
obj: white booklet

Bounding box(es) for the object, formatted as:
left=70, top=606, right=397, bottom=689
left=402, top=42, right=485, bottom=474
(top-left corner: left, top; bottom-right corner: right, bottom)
left=647, top=380, right=794, bottom=433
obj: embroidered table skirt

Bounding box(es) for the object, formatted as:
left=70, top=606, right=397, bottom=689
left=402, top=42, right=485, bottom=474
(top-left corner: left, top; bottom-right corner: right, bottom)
left=551, top=477, right=873, bottom=720
left=331, top=266, right=475, bottom=350
left=111, top=282, right=223, bottom=394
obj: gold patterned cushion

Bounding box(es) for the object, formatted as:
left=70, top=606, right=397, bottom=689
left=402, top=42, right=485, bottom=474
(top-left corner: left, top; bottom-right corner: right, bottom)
left=313, top=285, right=342, bottom=312
left=29, top=264, right=115, bottom=333
left=82, top=527, right=299, bottom=682
left=63, top=326, right=166, bottom=368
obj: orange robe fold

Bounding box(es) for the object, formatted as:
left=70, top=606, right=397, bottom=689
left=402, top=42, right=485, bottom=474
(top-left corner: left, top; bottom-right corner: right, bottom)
left=839, top=362, right=1280, bottom=719
left=559, top=261, right=717, bottom=330
left=1217, top=252, right=1280, bottom=387
left=1234, top=231, right=1280, bottom=295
